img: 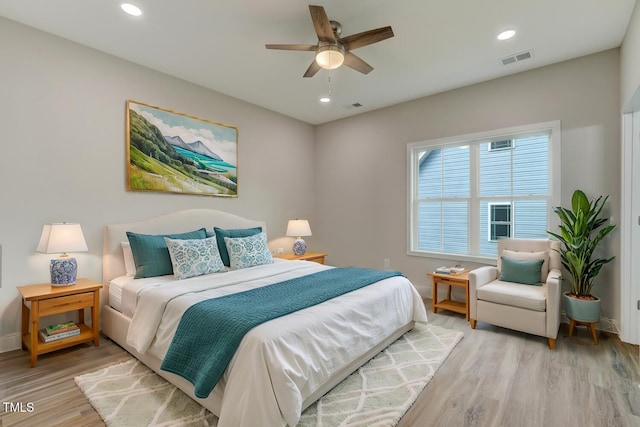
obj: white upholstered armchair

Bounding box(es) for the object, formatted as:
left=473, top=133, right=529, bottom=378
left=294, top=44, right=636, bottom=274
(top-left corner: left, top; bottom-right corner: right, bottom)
left=469, top=238, right=562, bottom=349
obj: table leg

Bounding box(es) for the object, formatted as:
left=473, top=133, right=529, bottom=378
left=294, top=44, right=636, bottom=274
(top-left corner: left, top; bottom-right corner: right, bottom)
left=30, top=301, right=39, bottom=368
left=432, top=280, right=438, bottom=313
left=21, top=300, right=28, bottom=351
left=465, top=282, right=470, bottom=321
left=92, top=291, right=100, bottom=346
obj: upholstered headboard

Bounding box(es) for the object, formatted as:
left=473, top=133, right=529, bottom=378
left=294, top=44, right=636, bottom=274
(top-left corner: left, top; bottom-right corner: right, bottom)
left=103, top=209, right=266, bottom=285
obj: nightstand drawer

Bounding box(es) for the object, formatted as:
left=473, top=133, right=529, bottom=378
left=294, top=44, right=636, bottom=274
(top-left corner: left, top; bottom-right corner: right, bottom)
left=39, top=292, right=94, bottom=316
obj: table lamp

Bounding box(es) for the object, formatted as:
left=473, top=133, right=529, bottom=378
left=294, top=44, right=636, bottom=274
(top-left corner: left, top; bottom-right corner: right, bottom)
left=36, top=223, right=88, bottom=286
left=286, top=219, right=312, bottom=256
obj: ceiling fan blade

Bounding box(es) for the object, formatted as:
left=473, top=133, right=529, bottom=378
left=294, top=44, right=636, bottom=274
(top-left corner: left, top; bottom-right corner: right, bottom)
left=265, top=44, right=317, bottom=51
left=343, top=52, right=374, bottom=74
left=309, top=5, right=336, bottom=43
left=339, top=26, right=394, bottom=51
left=303, top=59, right=322, bottom=78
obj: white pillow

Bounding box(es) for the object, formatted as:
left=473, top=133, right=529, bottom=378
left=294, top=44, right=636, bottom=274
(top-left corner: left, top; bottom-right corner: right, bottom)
left=121, top=242, right=136, bottom=276
left=224, top=232, right=274, bottom=270
left=164, top=236, right=226, bottom=280
left=500, top=249, right=549, bottom=282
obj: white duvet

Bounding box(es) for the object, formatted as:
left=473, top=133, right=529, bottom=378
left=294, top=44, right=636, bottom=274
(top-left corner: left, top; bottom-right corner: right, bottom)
left=124, top=260, right=427, bottom=427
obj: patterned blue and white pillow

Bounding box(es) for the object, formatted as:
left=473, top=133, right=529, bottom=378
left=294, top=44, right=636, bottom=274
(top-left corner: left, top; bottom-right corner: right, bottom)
left=224, top=232, right=274, bottom=270
left=164, top=236, right=226, bottom=280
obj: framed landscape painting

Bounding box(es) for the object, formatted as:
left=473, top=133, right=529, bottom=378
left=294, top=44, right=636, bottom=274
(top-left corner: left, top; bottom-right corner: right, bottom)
left=126, top=100, right=238, bottom=197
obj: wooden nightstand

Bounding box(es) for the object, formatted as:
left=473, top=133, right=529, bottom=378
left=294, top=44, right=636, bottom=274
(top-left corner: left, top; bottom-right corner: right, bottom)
left=17, top=278, right=102, bottom=367
left=428, top=270, right=470, bottom=321
left=275, top=251, right=327, bottom=264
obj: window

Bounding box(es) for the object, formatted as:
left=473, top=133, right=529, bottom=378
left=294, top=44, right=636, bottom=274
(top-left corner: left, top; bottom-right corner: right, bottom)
left=488, top=203, right=512, bottom=241
left=489, top=139, right=514, bottom=151
left=407, top=121, right=561, bottom=261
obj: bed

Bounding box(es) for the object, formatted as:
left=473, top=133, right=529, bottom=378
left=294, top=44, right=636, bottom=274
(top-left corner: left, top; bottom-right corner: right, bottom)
left=101, top=209, right=427, bottom=426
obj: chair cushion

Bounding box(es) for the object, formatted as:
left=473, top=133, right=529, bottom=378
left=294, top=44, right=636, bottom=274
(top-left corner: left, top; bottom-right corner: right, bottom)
left=477, top=280, right=546, bottom=311
left=500, top=256, right=544, bottom=285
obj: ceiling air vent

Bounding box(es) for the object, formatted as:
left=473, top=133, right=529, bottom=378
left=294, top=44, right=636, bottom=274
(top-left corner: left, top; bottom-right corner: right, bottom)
left=500, top=49, right=534, bottom=66
left=352, top=102, right=362, bottom=108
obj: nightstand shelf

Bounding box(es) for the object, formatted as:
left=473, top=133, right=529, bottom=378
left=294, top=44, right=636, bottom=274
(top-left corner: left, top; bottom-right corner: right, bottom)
left=275, top=251, right=327, bottom=264
left=17, top=278, right=102, bottom=367
left=23, top=323, right=94, bottom=354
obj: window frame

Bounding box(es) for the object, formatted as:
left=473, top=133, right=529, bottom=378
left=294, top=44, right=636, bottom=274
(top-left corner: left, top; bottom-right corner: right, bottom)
left=407, top=121, right=561, bottom=264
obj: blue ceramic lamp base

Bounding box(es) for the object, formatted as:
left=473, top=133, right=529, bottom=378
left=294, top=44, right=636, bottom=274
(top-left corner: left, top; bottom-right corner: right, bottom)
left=292, top=238, right=307, bottom=256
left=50, top=257, right=78, bottom=286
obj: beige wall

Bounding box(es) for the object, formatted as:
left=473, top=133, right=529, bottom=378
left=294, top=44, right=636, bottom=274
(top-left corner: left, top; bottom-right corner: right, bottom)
left=0, top=16, right=626, bottom=347
left=622, top=1, right=640, bottom=111
left=315, top=49, right=622, bottom=324
left=0, top=18, right=316, bottom=343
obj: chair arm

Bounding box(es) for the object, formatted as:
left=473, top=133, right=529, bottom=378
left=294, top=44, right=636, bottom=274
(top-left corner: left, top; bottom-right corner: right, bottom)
left=545, top=268, right=562, bottom=339
left=468, top=266, right=498, bottom=320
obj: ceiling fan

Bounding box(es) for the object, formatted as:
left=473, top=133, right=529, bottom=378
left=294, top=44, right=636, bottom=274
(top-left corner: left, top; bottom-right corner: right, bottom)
left=265, top=5, right=394, bottom=78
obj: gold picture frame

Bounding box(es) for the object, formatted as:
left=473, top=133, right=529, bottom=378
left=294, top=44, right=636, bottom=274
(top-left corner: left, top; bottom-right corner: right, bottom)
left=126, top=100, right=238, bottom=197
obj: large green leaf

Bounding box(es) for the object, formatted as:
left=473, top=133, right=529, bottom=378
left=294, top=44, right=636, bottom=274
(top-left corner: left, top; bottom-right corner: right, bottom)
left=571, top=189, right=590, bottom=213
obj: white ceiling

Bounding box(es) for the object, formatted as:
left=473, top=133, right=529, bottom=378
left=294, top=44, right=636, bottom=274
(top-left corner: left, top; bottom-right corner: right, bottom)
left=0, top=0, right=636, bottom=125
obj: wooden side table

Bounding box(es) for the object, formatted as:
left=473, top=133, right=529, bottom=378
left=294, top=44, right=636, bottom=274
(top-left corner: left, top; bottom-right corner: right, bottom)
left=428, top=270, right=470, bottom=321
left=17, top=278, right=102, bottom=367
left=274, top=251, right=327, bottom=264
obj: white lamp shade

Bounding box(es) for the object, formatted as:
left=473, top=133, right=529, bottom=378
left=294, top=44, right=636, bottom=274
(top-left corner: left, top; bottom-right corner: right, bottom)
left=315, top=45, right=344, bottom=70
left=286, top=219, right=312, bottom=238
left=37, top=223, right=88, bottom=254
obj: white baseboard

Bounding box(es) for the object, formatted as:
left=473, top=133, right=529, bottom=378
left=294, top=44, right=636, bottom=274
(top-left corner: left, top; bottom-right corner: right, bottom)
left=0, top=332, right=22, bottom=353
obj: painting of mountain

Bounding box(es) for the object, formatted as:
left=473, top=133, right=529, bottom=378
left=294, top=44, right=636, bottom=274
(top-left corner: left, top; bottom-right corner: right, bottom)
left=126, top=100, right=238, bottom=197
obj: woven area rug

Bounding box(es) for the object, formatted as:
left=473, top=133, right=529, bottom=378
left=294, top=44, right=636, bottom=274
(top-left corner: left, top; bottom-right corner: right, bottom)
left=75, top=323, right=463, bottom=426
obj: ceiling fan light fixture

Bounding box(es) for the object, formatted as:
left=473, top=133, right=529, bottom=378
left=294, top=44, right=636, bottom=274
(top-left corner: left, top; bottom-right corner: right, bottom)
left=316, top=44, right=345, bottom=70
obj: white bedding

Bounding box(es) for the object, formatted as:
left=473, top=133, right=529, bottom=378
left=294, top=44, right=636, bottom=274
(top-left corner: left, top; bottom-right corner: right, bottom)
left=122, top=260, right=427, bottom=427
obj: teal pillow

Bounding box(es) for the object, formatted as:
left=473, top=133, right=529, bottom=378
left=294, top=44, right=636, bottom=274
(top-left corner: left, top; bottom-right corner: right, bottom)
left=213, top=226, right=262, bottom=266
left=126, top=228, right=207, bottom=278
left=500, top=256, right=544, bottom=286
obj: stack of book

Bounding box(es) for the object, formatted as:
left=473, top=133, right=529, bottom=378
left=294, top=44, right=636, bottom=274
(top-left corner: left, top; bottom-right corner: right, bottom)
left=39, top=321, right=80, bottom=343
left=435, top=265, right=466, bottom=274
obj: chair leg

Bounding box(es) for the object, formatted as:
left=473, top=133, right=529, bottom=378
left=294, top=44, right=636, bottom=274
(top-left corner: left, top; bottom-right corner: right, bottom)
left=470, top=319, right=477, bottom=329
left=548, top=337, right=556, bottom=350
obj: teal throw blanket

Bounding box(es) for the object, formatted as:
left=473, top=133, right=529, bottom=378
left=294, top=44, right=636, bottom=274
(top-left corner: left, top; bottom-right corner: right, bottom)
left=161, top=267, right=403, bottom=398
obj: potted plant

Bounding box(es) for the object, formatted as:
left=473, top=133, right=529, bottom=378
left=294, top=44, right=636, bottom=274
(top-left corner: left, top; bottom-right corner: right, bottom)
left=547, top=189, right=616, bottom=322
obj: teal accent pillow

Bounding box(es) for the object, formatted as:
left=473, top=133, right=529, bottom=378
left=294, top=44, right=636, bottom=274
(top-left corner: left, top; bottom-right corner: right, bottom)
left=126, top=228, right=207, bottom=278
left=213, top=226, right=262, bottom=266
left=500, top=256, right=544, bottom=286
left=224, top=232, right=273, bottom=270
left=164, top=236, right=226, bottom=279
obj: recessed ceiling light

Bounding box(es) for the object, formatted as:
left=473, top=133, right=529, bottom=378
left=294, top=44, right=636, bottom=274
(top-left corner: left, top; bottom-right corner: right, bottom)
left=497, top=30, right=516, bottom=41
left=319, top=97, right=331, bottom=103
left=121, top=3, right=142, bottom=16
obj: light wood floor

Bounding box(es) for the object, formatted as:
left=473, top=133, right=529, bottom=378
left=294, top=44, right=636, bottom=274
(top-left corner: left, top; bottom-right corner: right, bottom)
left=1, top=299, right=638, bottom=427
